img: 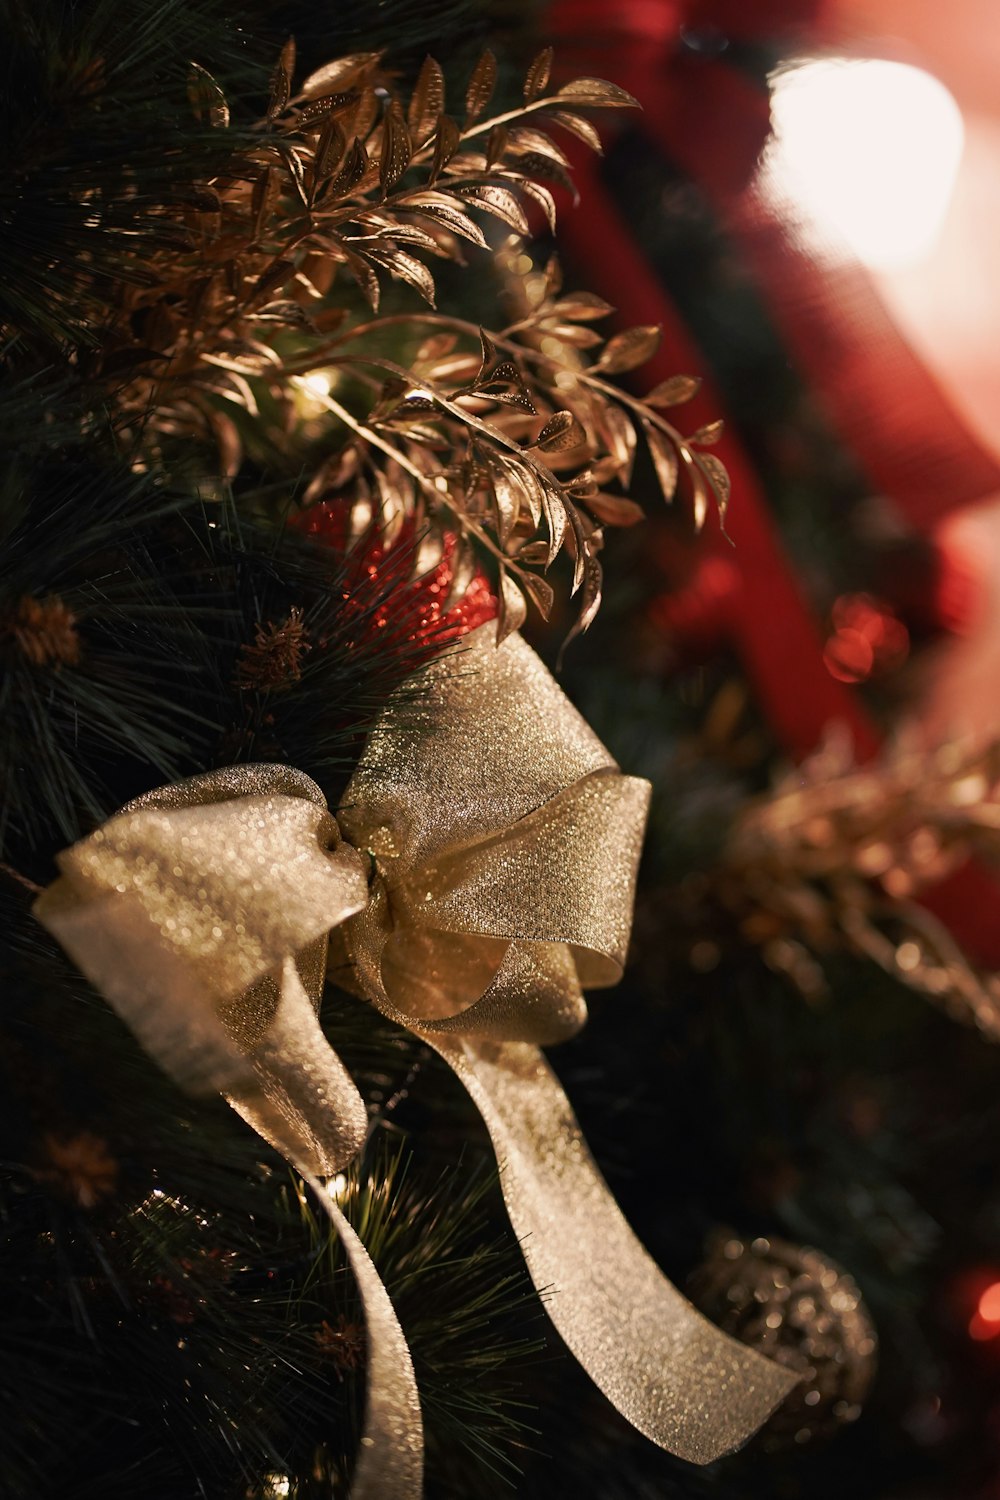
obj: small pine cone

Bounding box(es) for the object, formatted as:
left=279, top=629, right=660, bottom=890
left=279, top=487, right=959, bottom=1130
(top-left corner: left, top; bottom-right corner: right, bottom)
left=235, top=607, right=310, bottom=690
left=36, top=1131, right=119, bottom=1208
left=4, top=594, right=81, bottom=667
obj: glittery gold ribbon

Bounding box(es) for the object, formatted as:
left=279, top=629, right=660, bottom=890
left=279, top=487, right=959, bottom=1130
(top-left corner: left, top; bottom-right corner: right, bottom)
left=33, top=624, right=795, bottom=1489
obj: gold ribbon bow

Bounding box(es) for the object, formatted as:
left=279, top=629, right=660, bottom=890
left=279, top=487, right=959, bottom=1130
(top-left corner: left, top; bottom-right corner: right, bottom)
left=34, top=624, right=795, bottom=1493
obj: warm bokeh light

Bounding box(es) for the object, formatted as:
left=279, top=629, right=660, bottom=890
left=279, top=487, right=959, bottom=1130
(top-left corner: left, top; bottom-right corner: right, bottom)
left=823, top=593, right=909, bottom=683
left=978, top=1282, right=1000, bottom=1322
left=298, top=371, right=332, bottom=399
left=968, top=1282, right=1000, bottom=1340
left=769, top=58, right=964, bottom=271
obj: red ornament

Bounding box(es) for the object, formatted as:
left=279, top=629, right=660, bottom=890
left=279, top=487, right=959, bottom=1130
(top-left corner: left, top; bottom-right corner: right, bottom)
left=297, top=503, right=496, bottom=661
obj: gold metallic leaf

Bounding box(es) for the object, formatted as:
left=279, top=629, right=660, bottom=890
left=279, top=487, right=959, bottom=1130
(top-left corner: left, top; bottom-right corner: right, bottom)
left=697, top=452, right=731, bottom=521
left=367, top=375, right=410, bottom=423
left=408, top=56, right=445, bottom=144
left=485, top=123, right=509, bottom=168
left=253, top=258, right=296, bottom=304
left=370, top=249, right=436, bottom=306
left=595, top=325, right=661, bottom=375
left=645, top=374, right=701, bottom=407
left=555, top=77, right=639, bottom=109
left=510, top=457, right=545, bottom=527
left=429, top=115, right=461, bottom=184
left=550, top=110, right=603, bottom=153
left=381, top=392, right=439, bottom=422
left=465, top=49, right=498, bottom=125
left=316, top=115, right=348, bottom=180
left=513, top=153, right=577, bottom=201
left=690, top=420, right=725, bottom=446
left=515, top=540, right=551, bottom=565
left=296, top=89, right=356, bottom=127
left=380, top=100, right=412, bottom=195
left=299, top=52, right=382, bottom=101
left=468, top=329, right=532, bottom=407
left=415, top=332, right=459, bottom=362
left=566, top=471, right=598, bottom=498
left=517, top=179, right=558, bottom=234
left=532, top=411, right=587, bottom=453
left=522, top=572, right=555, bottom=617
left=674, top=445, right=707, bottom=530
left=602, top=404, right=638, bottom=487
left=188, top=63, right=230, bottom=128
left=497, top=569, right=527, bottom=643
left=283, top=147, right=309, bottom=208
left=541, top=483, right=569, bottom=565
left=342, top=249, right=381, bottom=310
left=351, top=88, right=381, bottom=146
left=551, top=292, right=615, bottom=322
left=506, top=125, right=570, bottom=166
left=268, top=37, right=296, bottom=122
left=458, top=185, right=530, bottom=234
left=559, top=549, right=603, bottom=663
left=329, top=137, right=370, bottom=199
left=541, top=323, right=603, bottom=349
left=643, top=420, right=680, bottom=503
left=584, top=493, right=645, bottom=527
left=576, top=552, right=603, bottom=626
left=492, top=388, right=537, bottom=413
left=251, top=167, right=274, bottom=239
left=524, top=46, right=554, bottom=103
left=487, top=459, right=522, bottom=544
left=585, top=456, right=627, bottom=486
left=402, top=196, right=487, bottom=247
left=475, top=327, right=499, bottom=375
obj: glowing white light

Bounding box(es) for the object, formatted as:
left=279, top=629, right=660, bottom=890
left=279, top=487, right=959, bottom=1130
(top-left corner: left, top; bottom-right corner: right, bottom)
left=327, top=1172, right=349, bottom=1199
left=294, top=369, right=335, bottom=418
left=768, top=58, right=964, bottom=271
left=299, top=371, right=332, bottom=399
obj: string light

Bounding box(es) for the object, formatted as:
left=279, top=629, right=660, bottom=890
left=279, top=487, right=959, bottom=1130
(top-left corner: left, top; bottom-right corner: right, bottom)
left=293, top=370, right=334, bottom=417
left=299, top=371, right=332, bottom=400
left=327, top=1172, right=349, bottom=1199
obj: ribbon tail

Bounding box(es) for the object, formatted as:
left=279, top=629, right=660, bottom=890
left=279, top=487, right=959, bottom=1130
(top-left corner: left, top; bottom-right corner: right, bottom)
left=224, top=963, right=424, bottom=1499
left=224, top=955, right=368, bottom=1178
left=425, top=1035, right=798, bottom=1465
left=301, top=1172, right=424, bottom=1500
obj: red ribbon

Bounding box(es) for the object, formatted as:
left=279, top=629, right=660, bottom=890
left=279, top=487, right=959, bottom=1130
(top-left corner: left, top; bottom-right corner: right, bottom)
left=547, top=1, right=1000, bottom=962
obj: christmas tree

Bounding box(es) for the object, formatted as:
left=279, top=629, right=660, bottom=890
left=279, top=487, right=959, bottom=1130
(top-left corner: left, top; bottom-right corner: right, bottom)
left=5, top=2, right=1000, bottom=1498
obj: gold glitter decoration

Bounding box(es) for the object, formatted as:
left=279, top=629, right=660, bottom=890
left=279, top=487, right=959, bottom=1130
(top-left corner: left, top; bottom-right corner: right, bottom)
left=689, top=1231, right=877, bottom=1451
left=34, top=624, right=795, bottom=1486
left=676, top=730, right=1000, bottom=1036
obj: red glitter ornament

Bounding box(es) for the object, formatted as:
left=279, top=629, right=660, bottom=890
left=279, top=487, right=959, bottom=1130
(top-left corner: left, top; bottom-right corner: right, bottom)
left=297, top=502, right=497, bottom=662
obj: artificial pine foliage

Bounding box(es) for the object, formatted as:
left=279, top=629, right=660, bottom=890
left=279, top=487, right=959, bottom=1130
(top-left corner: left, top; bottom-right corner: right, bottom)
left=10, top=3, right=1000, bottom=1498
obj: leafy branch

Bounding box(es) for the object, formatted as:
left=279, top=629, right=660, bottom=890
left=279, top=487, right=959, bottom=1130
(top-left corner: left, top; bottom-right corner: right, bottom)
left=47, top=39, right=729, bottom=646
